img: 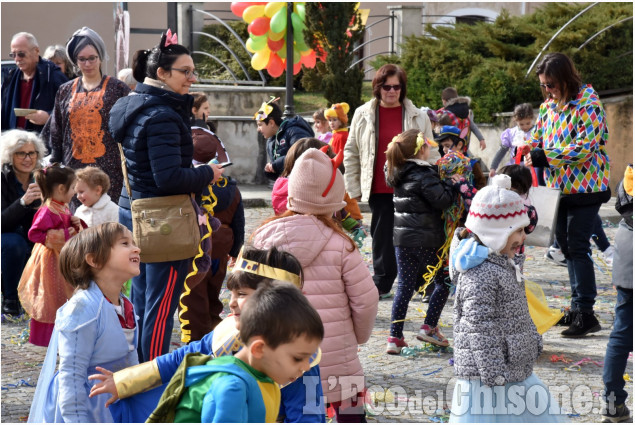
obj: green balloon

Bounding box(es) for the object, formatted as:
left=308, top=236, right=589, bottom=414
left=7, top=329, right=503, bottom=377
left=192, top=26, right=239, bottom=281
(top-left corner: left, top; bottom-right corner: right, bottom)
left=250, top=34, right=267, bottom=50
left=293, top=46, right=300, bottom=63
left=291, top=12, right=304, bottom=36
left=277, top=40, right=287, bottom=59
left=270, top=7, right=287, bottom=34
left=295, top=38, right=308, bottom=52
left=295, top=3, right=305, bottom=21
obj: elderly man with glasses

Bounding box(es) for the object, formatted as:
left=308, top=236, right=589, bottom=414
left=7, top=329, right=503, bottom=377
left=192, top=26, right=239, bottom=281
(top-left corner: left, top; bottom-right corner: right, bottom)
left=1, top=32, right=68, bottom=132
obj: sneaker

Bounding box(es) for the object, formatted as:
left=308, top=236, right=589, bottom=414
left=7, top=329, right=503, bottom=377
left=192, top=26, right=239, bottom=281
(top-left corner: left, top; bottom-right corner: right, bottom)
left=416, top=324, right=449, bottom=347
left=556, top=308, right=577, bottom=326
left=421, top=294, right=431, bottom=303
left=545, top=246, right=567, bottom=267
left=601, top=246, right=615, bottom=267
left=386, top=336, right=408, bottom=354
left=378, top=292, right=393, bottom=300
left=601, top=403, right=631, bottom=423
left=561, top=311, right=601, bottom=338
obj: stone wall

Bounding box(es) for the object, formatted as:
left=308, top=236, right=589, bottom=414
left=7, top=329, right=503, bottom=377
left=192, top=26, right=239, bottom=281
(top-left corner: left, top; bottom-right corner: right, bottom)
left=202, top=86, right=631, bottom=189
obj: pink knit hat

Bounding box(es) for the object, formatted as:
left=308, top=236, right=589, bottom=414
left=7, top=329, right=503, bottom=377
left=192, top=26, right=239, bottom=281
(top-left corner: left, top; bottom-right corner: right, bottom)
left=465, top=174, right=529, bottom=253
left=287, top=147, right=347, bottom=215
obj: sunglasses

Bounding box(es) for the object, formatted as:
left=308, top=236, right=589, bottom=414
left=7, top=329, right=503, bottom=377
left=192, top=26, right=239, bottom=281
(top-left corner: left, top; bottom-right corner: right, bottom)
left=540, top=83, right=556, bottom=89
left=9, top=51, right=27, bottom=59
left=381, top=84, right=402, bottom=92
left=77, top=55, right=99, bottom=64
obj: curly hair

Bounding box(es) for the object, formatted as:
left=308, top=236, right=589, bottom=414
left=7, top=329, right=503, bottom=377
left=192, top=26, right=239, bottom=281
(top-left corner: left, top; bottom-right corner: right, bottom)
left=75, top=166, right=111, bottom=195
left=0, top=129, right=47, bottom=168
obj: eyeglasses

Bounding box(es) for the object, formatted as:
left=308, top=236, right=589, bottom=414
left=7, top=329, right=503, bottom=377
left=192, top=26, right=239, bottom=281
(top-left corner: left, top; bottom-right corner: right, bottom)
left=14, top=151, right=37, bottom=159
left=540, top=83, right=555, bottom=89
left=77, top=55, right=99, bottom=64
left=170, top=68, right=199, bottom=79
left=9, top=51, right=27, bottom=59
left=381, top=84, right=402, bottom=92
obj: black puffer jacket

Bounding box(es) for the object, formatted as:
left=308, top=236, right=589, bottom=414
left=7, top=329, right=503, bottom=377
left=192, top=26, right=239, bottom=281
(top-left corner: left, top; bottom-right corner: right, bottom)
left=265, top=115, right=314, bottom=180
left=109, top=82, right=215, bottom=210
left=388, top=160, right=457, bottom=248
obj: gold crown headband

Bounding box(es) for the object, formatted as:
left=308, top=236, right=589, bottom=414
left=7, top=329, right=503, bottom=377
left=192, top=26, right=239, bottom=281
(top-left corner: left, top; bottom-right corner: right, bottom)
left=233, top=255, right=302, bottom=288
left=253, top=96, right=280, bottom=121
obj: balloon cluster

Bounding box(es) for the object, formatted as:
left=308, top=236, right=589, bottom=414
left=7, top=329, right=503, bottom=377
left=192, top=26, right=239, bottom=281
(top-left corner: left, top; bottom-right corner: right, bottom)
left=231, top=2, right=324, bottom=77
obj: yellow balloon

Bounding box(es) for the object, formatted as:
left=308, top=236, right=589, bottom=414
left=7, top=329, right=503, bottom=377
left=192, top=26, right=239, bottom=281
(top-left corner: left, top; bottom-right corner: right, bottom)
left=243, top=5, right=265, bottom=24
left=268, top=29, right=285, bottom=42
left=264, top=2, right=285, bottom=18
left=246, top=38, right=256, bottom=53
left=251, top=47, right=271, bottom=71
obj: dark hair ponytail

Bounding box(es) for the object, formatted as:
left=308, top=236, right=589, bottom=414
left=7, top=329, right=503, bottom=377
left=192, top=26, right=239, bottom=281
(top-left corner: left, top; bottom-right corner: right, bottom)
left=132, top=49, right=151, bottom=83
left=34, top=163, right=76, bottom=202
left=132, top=30, right=190, bottom=83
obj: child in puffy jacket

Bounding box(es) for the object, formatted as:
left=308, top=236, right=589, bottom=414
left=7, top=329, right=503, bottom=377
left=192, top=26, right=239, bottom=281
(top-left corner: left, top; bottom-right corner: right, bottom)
left=384, top=129, right=461, bottom=354
left=271, top=138, right=367, bottom=247
left=252, top=147, right=378, bottom=423
left=448, top=174, right=563, bottom=423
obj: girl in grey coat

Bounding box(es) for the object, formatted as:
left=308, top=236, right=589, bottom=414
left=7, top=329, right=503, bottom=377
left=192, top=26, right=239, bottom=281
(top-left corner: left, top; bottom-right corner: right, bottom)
left=448, top=175, right=564, bottom=423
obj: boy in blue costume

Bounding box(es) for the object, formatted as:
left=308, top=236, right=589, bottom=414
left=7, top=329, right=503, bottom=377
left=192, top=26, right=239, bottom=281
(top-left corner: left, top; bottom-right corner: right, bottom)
left=89, top=246, right=327, bottom=422
left=173, top=283, right=324, bottom=422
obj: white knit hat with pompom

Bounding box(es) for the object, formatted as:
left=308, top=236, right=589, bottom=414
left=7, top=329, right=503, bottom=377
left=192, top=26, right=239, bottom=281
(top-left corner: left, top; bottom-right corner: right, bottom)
left=464, top=174, right=530, bottom=253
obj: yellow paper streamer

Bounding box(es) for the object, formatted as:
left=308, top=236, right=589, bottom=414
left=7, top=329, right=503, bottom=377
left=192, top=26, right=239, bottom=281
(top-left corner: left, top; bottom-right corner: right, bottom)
left=178, top=180, right=223, bottom=343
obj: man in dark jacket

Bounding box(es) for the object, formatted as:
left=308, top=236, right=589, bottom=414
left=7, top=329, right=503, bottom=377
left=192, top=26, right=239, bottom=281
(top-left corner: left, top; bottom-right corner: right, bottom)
left=255, top=101, right=314, bottom=180
left=1, top=32, right=68, bottom=132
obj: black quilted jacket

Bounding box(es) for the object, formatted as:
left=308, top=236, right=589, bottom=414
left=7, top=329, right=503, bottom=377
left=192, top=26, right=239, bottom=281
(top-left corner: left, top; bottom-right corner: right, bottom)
left=387, top=160, right=456, bottom=248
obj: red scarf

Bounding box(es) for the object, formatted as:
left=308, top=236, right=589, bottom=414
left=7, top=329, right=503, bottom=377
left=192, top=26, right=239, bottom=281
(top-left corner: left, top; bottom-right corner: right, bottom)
left=105, top=295, right=136, bottom=329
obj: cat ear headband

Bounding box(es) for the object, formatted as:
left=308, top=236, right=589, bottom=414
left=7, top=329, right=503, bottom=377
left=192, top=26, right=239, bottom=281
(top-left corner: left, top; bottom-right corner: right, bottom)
left=161, top=29, right=178, bottom=49
left=319, top=145, right=343, bottom=197
left=254, top=96, right=280, bottom=121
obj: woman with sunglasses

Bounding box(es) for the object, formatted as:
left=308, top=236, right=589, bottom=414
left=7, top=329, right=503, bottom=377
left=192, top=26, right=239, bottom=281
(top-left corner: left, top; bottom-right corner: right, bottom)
left=109, top=30, right=223, bottom=363
left=44, top=27, right=130, bottom=208
left=344, top=64, right=434, bottom=299
left=524, top=52, right=611, bottom=338
left=1, top=130, right=45, bottom=316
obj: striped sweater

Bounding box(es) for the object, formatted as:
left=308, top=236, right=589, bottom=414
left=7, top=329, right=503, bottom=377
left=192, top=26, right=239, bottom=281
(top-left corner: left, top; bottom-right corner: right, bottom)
left=529, top=84, right=610, bottom=195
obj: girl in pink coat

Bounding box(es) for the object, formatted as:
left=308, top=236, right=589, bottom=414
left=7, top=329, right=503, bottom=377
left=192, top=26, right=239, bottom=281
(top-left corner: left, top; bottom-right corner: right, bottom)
left=251, top=147, right=378, bottom=422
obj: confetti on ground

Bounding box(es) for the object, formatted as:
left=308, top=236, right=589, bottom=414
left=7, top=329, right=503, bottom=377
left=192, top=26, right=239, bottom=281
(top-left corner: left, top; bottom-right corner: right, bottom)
left=1, top=379, right=34, bottom=390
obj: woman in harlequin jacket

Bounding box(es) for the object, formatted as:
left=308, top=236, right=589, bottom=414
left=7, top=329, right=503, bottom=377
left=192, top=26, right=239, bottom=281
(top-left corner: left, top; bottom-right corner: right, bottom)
left=524, top=52, right=610, bottom=339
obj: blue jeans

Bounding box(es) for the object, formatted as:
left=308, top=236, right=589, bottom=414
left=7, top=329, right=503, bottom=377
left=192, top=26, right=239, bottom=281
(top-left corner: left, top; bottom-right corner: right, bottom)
left=555, top=201, right=601, bottom=312
left=602, top=287, right=633, bottom=406
left=120, top=207, right=189, bottom=362
left=591, top=214, right=610, bottom=252
left=1, top=232, right=32, bottom=300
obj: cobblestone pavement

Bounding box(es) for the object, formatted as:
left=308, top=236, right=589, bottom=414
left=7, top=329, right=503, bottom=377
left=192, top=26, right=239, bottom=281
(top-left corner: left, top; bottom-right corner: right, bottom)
left=1, top=207, right=632, bottom=423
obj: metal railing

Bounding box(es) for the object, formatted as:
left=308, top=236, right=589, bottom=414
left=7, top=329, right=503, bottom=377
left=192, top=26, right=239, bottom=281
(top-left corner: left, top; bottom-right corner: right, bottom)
left=348, top=13, right=396, bottom=72
left=189, top=6, right=266, bottom=85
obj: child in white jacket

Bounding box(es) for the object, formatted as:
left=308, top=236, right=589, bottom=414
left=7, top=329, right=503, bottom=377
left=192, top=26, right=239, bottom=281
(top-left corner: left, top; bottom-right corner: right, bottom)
left=74, top=167, right=119, bottom=227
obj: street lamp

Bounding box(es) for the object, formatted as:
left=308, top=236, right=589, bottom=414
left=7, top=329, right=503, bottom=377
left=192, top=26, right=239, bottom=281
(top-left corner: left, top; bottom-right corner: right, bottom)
left=283, top=2, right=295, bottom=118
